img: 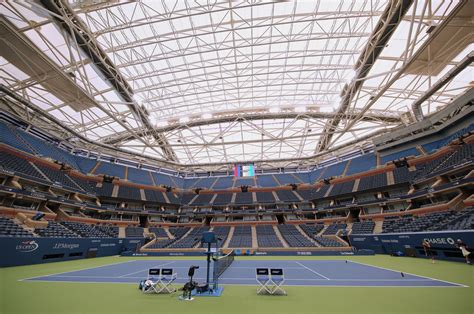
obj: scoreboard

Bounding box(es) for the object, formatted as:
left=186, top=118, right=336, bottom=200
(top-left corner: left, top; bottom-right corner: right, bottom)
left=233, top=164, right=255, bottom=177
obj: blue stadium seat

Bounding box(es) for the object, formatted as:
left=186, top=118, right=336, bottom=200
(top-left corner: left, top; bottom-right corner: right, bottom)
left=127, top=167, right=153, bottom=185
left=152, top=172, right=178, bottom=187
left=13, top=128, right=78, bottom=168
left=380, top=147, right=419, bottom=164
left=345, top=153, right=376, bottom=176
left=323, top=161, right=348, bottom=178
left=308, top=168, right=325, bottom=183
left=213, top=177, right=234, bottom=189
left=74, top=156, right=98, bottom=174
left=256, top=175, right=279, bottom=187
left=95, top=162, right=126, bottom=179
left=0, top=122, right=34, bottom=153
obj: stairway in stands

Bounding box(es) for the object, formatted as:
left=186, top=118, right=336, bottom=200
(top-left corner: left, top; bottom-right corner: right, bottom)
left=222, top=226, right=234, bottom=248
left=272, top=225, right=289, bottom=248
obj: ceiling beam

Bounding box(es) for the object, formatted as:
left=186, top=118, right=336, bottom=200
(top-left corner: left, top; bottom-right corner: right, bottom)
left=0, top=84, right=179, bottom=168
left=39, top=0, right=179, bottom=162
left=101, top=109, right=403, bottom=145
left=315, top=0, right=414, bottom=154
left=0, top=17, right=95, bottom=112
left=412, top=52, right=474, bottom=121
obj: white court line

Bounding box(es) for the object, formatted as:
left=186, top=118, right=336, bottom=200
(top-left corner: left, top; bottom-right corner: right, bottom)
left=295, top=261, right=330, bottom=280
left=28, top=275, right=440, bottom=282
left=23, top=279, right=467, bottom=288
left=347, top=260, right=468, bottom=288
left=18, top=260, right=138, bottom=282
left=118, top=261, right=175, bottom=278
left=143, top=266, right=304, bottom=269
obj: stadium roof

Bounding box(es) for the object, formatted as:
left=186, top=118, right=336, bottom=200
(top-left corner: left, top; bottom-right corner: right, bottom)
left=0, top=0, right=472, bottom=169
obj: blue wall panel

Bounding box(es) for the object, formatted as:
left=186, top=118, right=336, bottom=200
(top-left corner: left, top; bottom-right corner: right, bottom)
left=0, top=238, right=144, bottom=267
left=350, top=230, right=474, bottom=262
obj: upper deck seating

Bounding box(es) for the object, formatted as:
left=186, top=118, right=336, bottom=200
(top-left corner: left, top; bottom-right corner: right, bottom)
left=144, top=189, right=166, bottom=203
left=127, top=167, right=153, bottom=185
left=213, top=177, right=234, bottom=190
left=117, top=186, right=141, bottom=200
left=95, top=162, right=126, bottom=179
left=380, top=147, right=419, bottom=164
left=345, top=154, right=376, bottom=176
left=275, top=190, right=300, bottom=202
left=0, top=151, right=45, bottom=181
left=0, top=122, right=34, bottom=153
left=255, top=192, right=275, bottom=203
left=256, top=175, right=279, bottom=187
left=234, top=192, right=253, bottom=205
left=322, top=161, right=348, bottom=178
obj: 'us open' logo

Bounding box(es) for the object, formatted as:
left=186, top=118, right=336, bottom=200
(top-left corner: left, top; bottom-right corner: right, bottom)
left=16, top=240, right=39, bottom=252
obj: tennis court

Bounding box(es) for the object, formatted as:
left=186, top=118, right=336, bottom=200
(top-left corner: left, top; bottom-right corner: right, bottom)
left=22, top=259, right=466, bottom=287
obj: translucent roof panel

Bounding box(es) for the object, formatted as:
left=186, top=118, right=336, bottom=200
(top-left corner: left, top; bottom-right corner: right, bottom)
left=78, top=0, right=386, bottom=124
left=1, top=0, right=471, bottom=168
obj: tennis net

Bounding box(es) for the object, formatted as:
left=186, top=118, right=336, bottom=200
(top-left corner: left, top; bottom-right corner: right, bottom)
left=213, top=250, right=234, bottom=278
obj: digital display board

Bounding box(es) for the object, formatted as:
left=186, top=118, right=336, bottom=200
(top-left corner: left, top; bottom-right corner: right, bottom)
left=233, top=164, right=255, bottom=177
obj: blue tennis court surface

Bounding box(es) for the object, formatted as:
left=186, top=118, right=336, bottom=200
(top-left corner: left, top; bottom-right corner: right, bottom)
left=23, top=259, right=466, bottom=287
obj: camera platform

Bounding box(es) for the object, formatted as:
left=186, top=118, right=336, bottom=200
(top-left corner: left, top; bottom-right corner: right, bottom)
left=191, top=286, right=224, bottom=297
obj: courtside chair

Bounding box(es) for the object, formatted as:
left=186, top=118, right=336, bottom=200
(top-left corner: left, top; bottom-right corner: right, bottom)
left=142, top=269, right=161, bottom=294
left=158, top=268, right=177, bottom=293
left=269, top=268, right=286, bottom=295
left=256, top=268, right=272, bottom=295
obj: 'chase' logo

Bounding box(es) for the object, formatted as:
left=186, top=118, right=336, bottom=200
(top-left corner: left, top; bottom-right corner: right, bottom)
left=425, top=237, right=455, bottom=245
left=16, top=240, right=39, bottom=252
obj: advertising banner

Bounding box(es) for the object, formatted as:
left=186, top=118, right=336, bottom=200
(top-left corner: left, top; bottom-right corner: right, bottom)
left=0, top=237, right=145, bottom=267
left=349, top=230, right=474, bottom=261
